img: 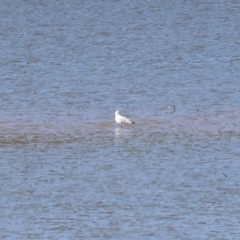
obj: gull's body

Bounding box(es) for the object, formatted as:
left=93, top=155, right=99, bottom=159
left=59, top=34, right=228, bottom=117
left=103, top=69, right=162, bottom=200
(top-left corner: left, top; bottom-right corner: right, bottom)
left=115, top=111, right=135, bottom=127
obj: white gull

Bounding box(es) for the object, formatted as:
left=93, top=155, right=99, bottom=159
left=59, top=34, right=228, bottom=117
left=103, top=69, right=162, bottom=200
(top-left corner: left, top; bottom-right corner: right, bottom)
left=115, top=110, right=135, bottom=127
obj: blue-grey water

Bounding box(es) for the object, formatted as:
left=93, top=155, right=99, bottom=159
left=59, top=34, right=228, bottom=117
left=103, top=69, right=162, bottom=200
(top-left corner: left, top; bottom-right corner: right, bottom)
left=1, top=0, right=240, bottom=239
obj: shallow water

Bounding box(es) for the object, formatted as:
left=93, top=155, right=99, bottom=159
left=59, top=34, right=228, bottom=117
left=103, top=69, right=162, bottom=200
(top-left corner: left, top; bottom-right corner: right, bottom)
left=1, top=0, right=240, bottom=239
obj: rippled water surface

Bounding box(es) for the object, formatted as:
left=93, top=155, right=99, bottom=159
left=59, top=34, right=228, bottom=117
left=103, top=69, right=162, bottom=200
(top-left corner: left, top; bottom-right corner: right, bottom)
left=1, top=0, right=240, bottom=239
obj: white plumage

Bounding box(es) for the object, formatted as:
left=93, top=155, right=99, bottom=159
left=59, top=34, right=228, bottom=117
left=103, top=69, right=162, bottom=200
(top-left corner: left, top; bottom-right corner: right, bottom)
left=115, top=110, right=135, bottom=126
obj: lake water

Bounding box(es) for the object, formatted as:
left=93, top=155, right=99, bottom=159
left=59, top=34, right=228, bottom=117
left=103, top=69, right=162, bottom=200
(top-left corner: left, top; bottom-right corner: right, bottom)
left=1, top=0, right=240, bottom=239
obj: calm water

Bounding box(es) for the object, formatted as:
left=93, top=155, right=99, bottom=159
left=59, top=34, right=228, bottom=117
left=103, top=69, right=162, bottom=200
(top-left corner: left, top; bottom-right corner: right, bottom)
left=1, top=0, right=240, bottom=239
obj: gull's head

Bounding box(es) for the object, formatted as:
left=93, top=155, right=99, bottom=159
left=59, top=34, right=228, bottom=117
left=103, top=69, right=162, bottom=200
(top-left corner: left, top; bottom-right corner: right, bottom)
left=115, top=110, right=119, bottom=115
